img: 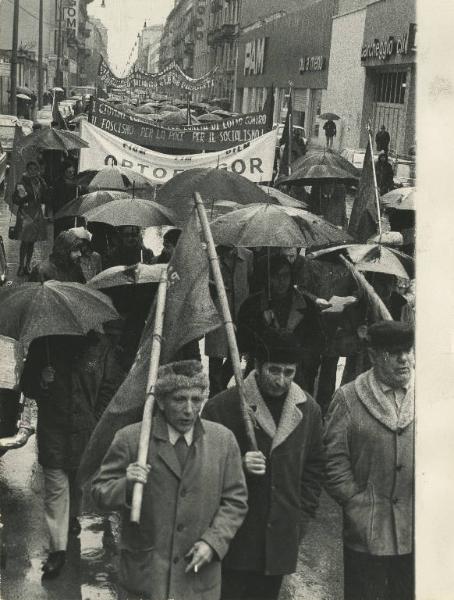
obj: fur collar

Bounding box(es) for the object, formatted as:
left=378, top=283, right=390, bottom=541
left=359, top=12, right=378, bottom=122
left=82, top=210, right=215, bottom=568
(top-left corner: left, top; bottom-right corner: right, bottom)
left=243, top=370, right=307, bottom=452
left=355, top=369, right=414, bottom=431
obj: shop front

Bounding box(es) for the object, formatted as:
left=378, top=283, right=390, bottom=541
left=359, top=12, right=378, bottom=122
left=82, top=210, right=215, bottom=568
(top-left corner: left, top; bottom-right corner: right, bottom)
left=359, top=0, right=416, bottom=156
left=235, top=0, right=336, bottom=139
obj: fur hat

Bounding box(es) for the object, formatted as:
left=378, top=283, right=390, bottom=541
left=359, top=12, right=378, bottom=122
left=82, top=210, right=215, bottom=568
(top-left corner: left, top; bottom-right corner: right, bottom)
left=155, top=360, right=209, bottom=397
left=367, top=321, right=414, bottom=351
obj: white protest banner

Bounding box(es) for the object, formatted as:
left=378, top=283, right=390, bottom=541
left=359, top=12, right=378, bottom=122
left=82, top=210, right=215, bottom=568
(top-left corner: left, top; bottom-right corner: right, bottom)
left=79, top=121, right=276, bottom=184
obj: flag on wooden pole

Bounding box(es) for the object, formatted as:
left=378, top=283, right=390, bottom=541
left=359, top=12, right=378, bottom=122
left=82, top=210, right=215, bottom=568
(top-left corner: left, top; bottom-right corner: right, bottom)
left=77, top=210, right=221, bottom=484
left=348, top=139, right=379, bottom=242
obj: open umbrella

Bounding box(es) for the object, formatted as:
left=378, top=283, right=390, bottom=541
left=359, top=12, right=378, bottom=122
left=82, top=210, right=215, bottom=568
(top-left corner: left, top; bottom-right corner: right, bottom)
left=82, top=198, right=176, bottom=228
left=0, top=281, right=119, bottom=355
left=381, top=187, right=415, bottom=211
left=210, top=203, right=308, bottom=247
left=259, top=185, right=308, bottom=209
left=157, top=104, right=181, bottom=113
left=308, top=243, right=414, bottom=279
left=198, top=112, right=222, bottom=123
left=319, top=112, right=340, bottom=120
left=210, top=109, right=233, bottom=118
left=135, top=103, right=158, bottom=115
left=77, top=166, right=154, bottom=193
left=17, top=85, right=33, bottom=96
left=279, top=149, right=360, bottom=186
left=156, top=168, right=276, bottom=226
left=17, top=127, right=89, bottom=153
left=54, top=190, right=132, bottom=220
left=88, top=263, right=165, bottom=289
left=160, top=111, right=200, bottom=126
left=16, top=93, right=31, bottom=101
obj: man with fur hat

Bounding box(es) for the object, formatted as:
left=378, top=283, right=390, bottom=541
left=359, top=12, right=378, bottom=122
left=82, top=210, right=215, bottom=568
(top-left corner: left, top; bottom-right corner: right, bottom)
left=29, top=229, right=86, bottom=283
left=92, top=360, right=248, bottom=600
left=324, top=321, right=415, bottom=600
left=202, top=329, right=324, bottom=600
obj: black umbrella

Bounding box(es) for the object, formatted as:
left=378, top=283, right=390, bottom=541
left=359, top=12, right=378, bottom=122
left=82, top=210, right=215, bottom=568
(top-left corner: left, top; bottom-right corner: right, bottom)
left=279, top=149, right=360, bottom=186
left=319, top=112, right=340, bottom=120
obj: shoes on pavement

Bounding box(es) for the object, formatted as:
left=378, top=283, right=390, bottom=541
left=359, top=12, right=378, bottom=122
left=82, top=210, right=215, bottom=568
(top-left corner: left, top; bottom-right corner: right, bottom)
left=69, top=517, right=81, bottom=536
left=41, top=551, right=66, bottom=579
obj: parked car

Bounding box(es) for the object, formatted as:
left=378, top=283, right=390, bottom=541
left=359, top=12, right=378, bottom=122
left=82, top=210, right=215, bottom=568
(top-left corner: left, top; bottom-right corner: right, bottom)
left=341, top=147, right=378, bottom=172
left=0, top=115, right=32, bottom=153
left=341, top=147, right=415, bottom=187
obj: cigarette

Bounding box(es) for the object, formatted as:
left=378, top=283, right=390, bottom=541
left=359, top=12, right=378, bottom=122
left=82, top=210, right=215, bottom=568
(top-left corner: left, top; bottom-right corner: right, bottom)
left=194, top=564, right=198, bottom=573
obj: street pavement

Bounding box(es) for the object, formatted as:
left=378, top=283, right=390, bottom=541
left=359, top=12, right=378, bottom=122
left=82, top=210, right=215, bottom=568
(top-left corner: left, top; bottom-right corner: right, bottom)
left=0, top=193, right=344, bottom=600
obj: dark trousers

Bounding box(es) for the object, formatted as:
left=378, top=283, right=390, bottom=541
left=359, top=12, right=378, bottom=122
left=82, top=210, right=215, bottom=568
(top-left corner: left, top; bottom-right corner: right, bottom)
left=344, top=547, right=414, bottom=600
left=209, top=357, right=233, bottom=397
left=300, top=351, right=339, bottom=415
left=221, top=568, right=283, bottom=600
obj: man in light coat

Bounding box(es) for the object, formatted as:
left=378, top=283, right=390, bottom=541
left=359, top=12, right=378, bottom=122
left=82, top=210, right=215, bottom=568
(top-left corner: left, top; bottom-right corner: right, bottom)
left=203, top=329, right=324, bottom=600
left=92, top=360, right=248, bottom=600
left=324, top=321, right=415, bottom=600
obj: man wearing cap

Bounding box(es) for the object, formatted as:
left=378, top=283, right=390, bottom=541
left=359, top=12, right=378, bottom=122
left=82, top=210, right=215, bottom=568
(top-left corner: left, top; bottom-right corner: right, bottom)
left=91, top=360, right=248, bottom=600
left=202, top=329, right=324, bottom=600
left=324, top=321, right=415, bottom=600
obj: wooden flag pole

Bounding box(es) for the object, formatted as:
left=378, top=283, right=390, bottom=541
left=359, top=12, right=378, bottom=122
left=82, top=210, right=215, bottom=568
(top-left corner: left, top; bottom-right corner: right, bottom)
left=194, top=192, right=258, bottom=451
left=287, top=81, right=294, bottom=177
left=339, top=255, right=392, bottom=321
left=367, top=123, right=383, bottom=240
left=130, top=266, right=168, bottom=524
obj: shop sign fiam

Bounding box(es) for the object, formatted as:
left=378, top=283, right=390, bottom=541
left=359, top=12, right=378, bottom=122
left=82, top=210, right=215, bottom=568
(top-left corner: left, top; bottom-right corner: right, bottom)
left=299, top=56, right=325, bottom=73
left=244, top=38, right=267, bottom=76
left=63, top=0, right=79, bottom=40
left=361, top=32, right=409, bottom=62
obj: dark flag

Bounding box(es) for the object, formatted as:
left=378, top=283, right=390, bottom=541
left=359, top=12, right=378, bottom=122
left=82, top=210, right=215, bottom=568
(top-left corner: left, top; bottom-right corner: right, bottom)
left=77, top=209, right=221, bottom=483
left=278, top=90, right=292, bottom=176
left=348, top=139, right=379, bottom=242
left=262, top=83, right=275, bottom=131
left=51, top=92, right=68, bottom=129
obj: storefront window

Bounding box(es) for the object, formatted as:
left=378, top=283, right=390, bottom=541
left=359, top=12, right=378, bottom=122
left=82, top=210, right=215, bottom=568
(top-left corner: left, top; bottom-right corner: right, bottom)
left=374, top=71, right=407, bottom=104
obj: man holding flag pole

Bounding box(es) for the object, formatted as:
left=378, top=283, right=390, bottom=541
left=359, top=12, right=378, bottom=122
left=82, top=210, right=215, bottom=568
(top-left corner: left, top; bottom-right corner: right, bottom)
left=87, top=201, right=255, bottom=600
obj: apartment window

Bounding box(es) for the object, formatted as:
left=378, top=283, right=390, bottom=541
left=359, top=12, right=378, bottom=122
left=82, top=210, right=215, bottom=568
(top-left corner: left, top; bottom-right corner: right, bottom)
left=374, top=71, right=407, bottom=104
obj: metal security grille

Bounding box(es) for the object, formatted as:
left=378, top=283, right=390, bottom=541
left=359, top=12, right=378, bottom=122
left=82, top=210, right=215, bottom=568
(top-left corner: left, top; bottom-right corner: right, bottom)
left=371, top=70, right=408, bottom=154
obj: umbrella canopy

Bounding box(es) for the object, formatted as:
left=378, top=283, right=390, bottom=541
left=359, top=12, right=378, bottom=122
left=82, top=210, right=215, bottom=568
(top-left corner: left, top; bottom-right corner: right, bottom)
left=381, top=187, right=415, bottom=211
left=156, top=168, right=275, bottom=226
left=0, top=281, right=119, bottom=354
left=276, top=205, right=353, bottom=248
left=308, top=243, right=414, bottom=279
left=82, top=198, right=176, bottom=228
left=135, top=103, right=158, bottom=115
left=17, top=85, right=33, bottom=95
left=210, top=203, right=309, bottom=247
left=279, top=149, right=360, bottom=186
left=17, top=127, right=89, bottom=153
left=319, top=112, right=340, bottom=120
left=69, top=113, right=88, bottom=124
left=55, top=190, right=132, bottom=219
left=88, top=263, right=165, bottom=289
left=157, top=103, right=182, bottom=113
left=77, top=166, right=154, bottom=193
left=16, top=93, right=31, bottom=101
left=198, top=112, right=223, bottom=122
left=259, top=185, right=309, bottom=209
left=210, top=109, right=233, bottom=118
left=159, top=111, right=200, bottom=126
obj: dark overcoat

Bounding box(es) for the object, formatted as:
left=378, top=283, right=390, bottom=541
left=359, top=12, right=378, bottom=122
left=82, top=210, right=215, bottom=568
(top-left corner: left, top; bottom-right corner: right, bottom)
left=202, top=371, right=324, bottom=575
left=21, top=334, right=124, bottom=470
left=91, top=414, right=248, bottom=600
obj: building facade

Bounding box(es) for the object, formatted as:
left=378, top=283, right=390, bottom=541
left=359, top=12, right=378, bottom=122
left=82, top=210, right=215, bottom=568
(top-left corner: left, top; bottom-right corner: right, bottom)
left=85, top=16, right=108, bottom=87
left=322, top=0, right=416, bottom=155
left=235, top=0, right=337, bottom=137
left=136, top=23, right=163, bottom=72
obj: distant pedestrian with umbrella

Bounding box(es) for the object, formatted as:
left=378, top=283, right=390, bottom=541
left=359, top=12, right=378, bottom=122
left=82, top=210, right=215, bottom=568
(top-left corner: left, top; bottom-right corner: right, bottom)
left=29, top=229, right=86, bottom=283
left=376, top=125, right=391, bottom=153
left=323, top=119, right=337, bottom=149
left=13, top=160, right=49, bottom=276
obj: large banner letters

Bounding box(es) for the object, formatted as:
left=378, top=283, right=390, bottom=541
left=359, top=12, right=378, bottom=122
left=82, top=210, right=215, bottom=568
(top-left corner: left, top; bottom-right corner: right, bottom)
left=79, top=121, right=276, bottom=185
left=89, top=99, right=273, bottom=152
